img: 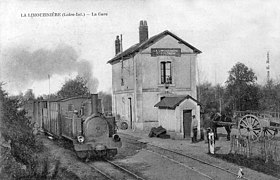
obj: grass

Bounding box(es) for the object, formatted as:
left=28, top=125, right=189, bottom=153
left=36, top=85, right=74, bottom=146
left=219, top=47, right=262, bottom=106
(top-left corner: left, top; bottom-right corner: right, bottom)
left=213, top=153, right=280, bottom=179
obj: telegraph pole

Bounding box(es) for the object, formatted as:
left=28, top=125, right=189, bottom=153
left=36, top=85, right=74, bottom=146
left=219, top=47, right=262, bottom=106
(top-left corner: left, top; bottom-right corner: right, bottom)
left=214, top=64, right=217, bottom=101
left=48, top=74, right=50, bottom=99
left=266, top=51, right=270, bottom=83
left=219, top=98, right=222, bottom=114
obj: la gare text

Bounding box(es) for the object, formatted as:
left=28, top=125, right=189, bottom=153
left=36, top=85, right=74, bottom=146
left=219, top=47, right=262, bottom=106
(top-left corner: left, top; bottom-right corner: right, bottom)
left=21, top=12, right=108, bottom=18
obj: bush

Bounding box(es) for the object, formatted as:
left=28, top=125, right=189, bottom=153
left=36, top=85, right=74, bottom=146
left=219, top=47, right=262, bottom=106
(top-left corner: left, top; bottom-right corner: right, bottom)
left=0, top=85, right=44, bottom=178
left=0, top=146, right=28, bottom=179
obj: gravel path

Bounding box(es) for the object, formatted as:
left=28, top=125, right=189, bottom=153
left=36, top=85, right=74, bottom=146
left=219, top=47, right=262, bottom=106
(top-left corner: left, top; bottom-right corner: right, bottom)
left=38, top=130, right=279, bottom=180
left=118, top=129, right=279, bottom=180
left=40, top=135, right=107, bottom=180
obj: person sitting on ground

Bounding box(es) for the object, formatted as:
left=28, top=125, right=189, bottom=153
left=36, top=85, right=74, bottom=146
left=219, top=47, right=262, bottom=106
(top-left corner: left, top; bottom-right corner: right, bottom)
left=191, top=115, right=198, bottom=143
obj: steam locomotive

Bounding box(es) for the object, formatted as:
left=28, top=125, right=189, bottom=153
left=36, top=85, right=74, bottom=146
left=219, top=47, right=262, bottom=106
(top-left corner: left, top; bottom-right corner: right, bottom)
left=24, top=94, right=122, bottom=159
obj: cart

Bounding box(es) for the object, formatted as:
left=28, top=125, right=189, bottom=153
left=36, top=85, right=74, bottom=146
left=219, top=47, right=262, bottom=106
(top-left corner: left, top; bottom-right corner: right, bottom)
left=234, top=111, right=280, bottom=142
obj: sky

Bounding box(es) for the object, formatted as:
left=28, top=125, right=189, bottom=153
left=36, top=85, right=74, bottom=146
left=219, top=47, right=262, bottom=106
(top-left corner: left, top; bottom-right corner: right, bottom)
left=0, top=0, right=280, bottom=96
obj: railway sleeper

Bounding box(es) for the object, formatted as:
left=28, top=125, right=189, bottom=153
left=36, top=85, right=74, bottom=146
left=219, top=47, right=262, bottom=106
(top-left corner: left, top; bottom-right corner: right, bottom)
left=76, top=148, right=117, bottom=160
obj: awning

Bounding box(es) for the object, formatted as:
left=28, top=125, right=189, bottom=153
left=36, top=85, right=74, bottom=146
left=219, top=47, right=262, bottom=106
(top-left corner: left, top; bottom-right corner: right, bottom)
left=154, top=95, right=201, bottom=109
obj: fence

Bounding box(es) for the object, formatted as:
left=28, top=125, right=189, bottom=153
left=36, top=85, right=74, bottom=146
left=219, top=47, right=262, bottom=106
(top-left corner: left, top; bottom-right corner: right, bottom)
left=229, top=135, right=280, bottom=165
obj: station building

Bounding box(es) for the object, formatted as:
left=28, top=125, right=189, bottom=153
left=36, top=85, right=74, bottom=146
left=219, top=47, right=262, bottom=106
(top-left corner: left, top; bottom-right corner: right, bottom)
left=108, top=20, right=202, bottom=139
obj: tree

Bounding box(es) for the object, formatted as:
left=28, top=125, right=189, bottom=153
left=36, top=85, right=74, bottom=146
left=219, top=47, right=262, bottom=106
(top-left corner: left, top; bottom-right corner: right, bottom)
left=198, top=82, right=216, bottom=109
left=0, top=83, right=44, bottom=177
left=98, top=91, right=112, bottom=113
left=226, top=62, right=257, bottom=86
left=225, top=62, right=259, bottom=111
left=23, top=89, right=35, bottom=101
left=259, top=80, right=280, bottom=112
left=57, top=76, right=90, bottom=98
left=37, top=93, right=58, bottom=100
left=198, top=82, right=225, bottom=113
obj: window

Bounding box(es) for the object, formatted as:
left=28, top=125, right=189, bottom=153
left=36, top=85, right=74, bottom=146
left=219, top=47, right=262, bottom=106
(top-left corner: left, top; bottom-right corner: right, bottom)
left=160, top=61, right=172, bottom=84
left=121, top=78, right=124, bottom=86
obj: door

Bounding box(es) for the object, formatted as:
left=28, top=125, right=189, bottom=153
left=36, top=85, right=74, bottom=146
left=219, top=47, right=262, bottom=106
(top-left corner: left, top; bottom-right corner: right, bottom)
left=128, top=98, right=132, bottom=129
left=183, top=110, right=192, bottom=138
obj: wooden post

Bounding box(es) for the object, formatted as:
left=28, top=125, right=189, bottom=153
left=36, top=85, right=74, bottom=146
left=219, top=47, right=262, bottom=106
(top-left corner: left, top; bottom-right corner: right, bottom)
left=237, top=136, right=241, bottom=155
left=229, top=135, right=235, bottom=154
left=246, top=137, right=250, bottom=158
left=264, top=138, right=268, bottom=163
left=275, top=144, right=278, bottom=163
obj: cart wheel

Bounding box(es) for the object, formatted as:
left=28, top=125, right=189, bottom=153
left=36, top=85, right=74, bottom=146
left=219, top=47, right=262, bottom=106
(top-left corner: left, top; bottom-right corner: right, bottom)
left=238, top=115, right=262, bottom=142
left=263, top=127, right=277, bottom=140
left=121, top=122, right=128, bottom=130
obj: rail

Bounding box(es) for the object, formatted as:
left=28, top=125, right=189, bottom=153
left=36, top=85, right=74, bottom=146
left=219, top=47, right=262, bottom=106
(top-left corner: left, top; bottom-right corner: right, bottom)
left=104, top=159, right=146, bottom=180
left=88, top=159, right=147, bottom=180
left=121, top=135, right=249, bottom=180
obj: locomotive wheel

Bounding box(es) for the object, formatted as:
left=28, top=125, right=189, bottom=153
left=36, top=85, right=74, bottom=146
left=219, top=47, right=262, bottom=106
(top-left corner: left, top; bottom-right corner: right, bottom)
left=238, top=115, right=262, bottom=142
left=76, top=151, right=88, bottom=160
left=263, top=127, right=278, bottom=140
left=121, top=122, right=128, bottom=130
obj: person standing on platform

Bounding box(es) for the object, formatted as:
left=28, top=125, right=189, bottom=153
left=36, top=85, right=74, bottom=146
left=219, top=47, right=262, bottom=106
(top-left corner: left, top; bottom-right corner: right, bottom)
left=191, top=115, right=198, bottom=143
left=202, top=110, right=212, bottom=143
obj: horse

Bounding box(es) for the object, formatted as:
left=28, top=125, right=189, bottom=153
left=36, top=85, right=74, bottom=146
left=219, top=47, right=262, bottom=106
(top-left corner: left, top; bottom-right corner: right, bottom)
left=210, top=112, right=233, bottom=141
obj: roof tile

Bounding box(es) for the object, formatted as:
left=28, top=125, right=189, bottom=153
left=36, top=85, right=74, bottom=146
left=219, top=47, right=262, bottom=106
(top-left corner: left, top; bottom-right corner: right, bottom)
left=107, top=30, right=201, bottom=64
left=154, top=95, right=201, bottom=109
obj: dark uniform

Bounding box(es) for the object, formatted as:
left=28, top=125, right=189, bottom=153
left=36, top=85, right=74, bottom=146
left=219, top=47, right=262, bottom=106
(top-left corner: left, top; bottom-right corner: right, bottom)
left=191, top=115, right=198, bottom=143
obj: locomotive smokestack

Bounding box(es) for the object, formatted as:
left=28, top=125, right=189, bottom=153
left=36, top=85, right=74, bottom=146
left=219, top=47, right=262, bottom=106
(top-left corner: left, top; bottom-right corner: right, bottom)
left=139, top=20, right=148, bottom=43
left=91, top=94, right=99, bottom=115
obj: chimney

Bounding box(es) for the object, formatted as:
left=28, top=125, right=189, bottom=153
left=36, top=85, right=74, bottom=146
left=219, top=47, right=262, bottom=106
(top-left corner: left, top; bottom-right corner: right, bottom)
left=91, top=94, right=98, bottom=115
left=139, top=20, right=148, bottom=43
left=115, top=35, right=120, bottom=55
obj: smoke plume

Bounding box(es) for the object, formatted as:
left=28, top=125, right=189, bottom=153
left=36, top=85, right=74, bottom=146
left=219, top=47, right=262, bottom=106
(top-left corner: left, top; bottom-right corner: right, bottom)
left=0, top=44, right=98, bottom=93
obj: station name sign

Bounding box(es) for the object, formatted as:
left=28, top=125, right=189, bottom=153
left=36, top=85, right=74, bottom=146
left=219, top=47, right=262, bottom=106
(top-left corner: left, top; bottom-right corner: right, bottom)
left=151, top=48, right=181, bottom=57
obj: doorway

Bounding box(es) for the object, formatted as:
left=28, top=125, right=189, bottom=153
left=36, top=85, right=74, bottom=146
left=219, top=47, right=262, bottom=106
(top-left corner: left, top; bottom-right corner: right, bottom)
left=183, top=110, right=192, bottom=138
left=128, top=97, right=132, bottom=129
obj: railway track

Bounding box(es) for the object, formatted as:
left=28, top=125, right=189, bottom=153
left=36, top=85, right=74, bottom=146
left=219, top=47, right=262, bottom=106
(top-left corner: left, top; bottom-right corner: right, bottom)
left=122, top=135, right=250, bottom=180
left=87, top=158, right=147, bottom=180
